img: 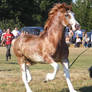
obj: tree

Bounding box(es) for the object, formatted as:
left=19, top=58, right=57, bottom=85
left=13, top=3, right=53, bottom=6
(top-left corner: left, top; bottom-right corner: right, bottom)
left=72, top=0, right=92, bottom=31
left=0, top=0, right=72, bottom=29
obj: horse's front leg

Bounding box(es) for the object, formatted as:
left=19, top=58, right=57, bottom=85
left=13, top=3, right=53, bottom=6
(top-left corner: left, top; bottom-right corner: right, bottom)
left=26, top=65, right=32, bottom=83
left=44, top=55, right=59, bottom=82
left=62, top=59, right=77, bottom=92
left=21, top=63, right=32, bottom=92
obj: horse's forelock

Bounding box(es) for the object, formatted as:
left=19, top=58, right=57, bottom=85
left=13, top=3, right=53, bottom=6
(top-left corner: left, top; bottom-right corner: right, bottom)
left=59, top=4, right=72, bottom=13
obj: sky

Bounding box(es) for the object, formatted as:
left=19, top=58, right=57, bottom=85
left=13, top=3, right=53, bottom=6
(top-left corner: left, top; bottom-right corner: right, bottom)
left=72, top=0, right=77, bottom=3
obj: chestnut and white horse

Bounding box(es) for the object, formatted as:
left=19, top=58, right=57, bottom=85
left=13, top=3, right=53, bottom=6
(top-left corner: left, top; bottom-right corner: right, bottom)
left=12, top=3, right=79, bottom=92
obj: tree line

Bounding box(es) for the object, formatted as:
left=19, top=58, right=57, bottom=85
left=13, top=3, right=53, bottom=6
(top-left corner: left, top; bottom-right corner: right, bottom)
left=0, top=0, right=92, bottom=31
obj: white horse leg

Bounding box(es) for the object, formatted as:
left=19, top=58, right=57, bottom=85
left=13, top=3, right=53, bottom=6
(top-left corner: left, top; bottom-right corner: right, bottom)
left=26, top=65, right=32, bottom=83
left=45, top=62, right=59, bottom=81
left=62, top=59, right=77, bottom=92
left=21, top=63, right=32, bottom=92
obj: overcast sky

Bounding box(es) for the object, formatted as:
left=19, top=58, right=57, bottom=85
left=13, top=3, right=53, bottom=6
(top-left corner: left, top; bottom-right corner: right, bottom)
left=72, top=0, right=77, bottom=3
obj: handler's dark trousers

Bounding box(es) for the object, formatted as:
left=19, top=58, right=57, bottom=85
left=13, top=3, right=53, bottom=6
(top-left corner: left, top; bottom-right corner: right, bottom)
left=6, top=44, right=11, bottom=61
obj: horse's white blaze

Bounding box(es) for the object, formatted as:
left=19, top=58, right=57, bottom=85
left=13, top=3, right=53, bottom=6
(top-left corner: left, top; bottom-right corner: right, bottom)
left=69, top=11, right=79, bottom=31
left=21, top=64, right=32, bottom=92
left=45, top=62, right=59, bottom=81
left=29, top=53, right=44, bottom=62
left=63, top=61, right=77, bottom=92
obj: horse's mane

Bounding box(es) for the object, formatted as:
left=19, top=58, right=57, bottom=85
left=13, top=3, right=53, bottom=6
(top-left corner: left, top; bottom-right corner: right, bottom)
left=20, top=33, right=38, bottom=39
left=40, top=3, right=72, bottom=37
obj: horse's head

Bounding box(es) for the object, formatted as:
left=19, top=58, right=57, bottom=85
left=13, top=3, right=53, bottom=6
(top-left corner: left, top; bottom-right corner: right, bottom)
left=59, top=3, right=79, bottom=31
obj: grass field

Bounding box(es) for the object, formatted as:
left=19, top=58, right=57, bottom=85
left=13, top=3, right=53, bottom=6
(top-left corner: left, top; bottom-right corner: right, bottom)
left=0, top=47, right=92, bottom=92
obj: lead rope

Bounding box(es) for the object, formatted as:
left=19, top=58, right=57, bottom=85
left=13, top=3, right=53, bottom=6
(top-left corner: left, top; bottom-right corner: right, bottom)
left=69, top=48, right=89, bottom=69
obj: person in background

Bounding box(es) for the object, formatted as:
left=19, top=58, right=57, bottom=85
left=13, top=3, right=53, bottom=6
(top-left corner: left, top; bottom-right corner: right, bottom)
left=84, top=33, right=90, bottom=47
left=65, top=35, right=70, bottom=47
left=0, top=29, right=2, bottom=44
left=1, top=29, right=6, bottom=46
left=91, top=32, right=92, bottom=47
left=82, top=32, right=86, bottom=47
left=75, top=25, right=83, bottom=40
left=1, top=28, right=14, bottom=61
left=68, top=27, right=74, bottom=43
left=89, top=66, right=92, bottom=78
left=75, top=35, right=82, bottom=47
left=12, top=27, right=20, bottom=38
left=65, top=26, right=69, bottom=37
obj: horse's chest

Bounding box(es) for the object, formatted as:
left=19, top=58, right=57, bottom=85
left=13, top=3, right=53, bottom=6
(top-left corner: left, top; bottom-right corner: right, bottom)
left=29, top=53, right=44, bottom=62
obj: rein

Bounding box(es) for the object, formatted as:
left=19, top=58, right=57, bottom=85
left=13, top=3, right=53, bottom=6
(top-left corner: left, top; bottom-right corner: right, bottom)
left=69, top=48, right=89, bottom=69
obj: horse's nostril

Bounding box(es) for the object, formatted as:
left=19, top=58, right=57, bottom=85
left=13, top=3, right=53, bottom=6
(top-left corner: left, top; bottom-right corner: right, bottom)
left=75, top=24, right=80, bottom=29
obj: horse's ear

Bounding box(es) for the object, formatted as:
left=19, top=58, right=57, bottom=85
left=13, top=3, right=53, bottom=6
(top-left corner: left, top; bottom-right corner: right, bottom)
left=68, top=3, right=72, bottom=10
left=61, top=3, right=72, bottom=11
left=61, top=2, right=67, bottom=8
left=65, top=5, right=72, bottom=11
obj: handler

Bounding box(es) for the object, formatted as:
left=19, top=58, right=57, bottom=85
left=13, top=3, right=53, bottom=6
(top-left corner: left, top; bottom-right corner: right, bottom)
left=89, top=66, right=92, bottom=78
left=1, top=28, right=14, bottom=61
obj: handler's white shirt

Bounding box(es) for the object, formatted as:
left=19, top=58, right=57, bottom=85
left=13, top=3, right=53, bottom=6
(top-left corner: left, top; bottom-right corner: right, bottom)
left=12, top=30, right=20, bottom=38
left=91, top=33, right=92, bottom=42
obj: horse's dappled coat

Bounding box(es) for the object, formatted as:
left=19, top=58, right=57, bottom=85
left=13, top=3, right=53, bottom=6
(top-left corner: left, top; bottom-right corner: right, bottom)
left=12, top=3, right=79, bottom=92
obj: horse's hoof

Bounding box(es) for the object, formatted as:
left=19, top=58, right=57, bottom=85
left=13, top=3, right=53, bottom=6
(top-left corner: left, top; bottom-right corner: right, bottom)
left=72, top=90, right=77, bottom=92
left=43, top=80, right=47, bottom=83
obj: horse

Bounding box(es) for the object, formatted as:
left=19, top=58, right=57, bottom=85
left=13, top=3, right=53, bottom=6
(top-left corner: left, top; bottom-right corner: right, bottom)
left=12, top=3, right=79, bottom=92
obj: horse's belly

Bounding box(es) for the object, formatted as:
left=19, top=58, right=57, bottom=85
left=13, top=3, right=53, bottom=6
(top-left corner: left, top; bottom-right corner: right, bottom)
left=30, top=53, right=44, bottom=62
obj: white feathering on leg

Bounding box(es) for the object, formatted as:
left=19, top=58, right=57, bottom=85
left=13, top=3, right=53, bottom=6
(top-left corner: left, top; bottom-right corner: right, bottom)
left=45, top=62, right=59, bottom=81
left=63, top=60, right=77, bottom=92
left=21, top=64, right=32, bottom=92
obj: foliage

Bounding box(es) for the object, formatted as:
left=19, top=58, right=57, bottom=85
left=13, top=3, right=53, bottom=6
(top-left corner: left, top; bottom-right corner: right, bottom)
left=72, top=0, right=92, bottom=31
left=1, top=0, right=92, bottom=31
left=0, top=17, right=23, bottom=30
left=3, top=0, right=92, bottom=31
left=0, top=0, right=72, bottom=29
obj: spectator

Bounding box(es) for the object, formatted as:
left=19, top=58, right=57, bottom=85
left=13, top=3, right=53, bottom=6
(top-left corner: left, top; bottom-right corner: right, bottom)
left=83, top=33, right=90, bottom=47
left=12, top=27, right=20, bottom=38
left=65, top=35, right=70, bottom=46
left=75, top=35, right=82, bottom=47
left=82, top=32, right=86, bottom=47
left=0, top=29, right=2, bottom=34
left=1, top=28, right=14, bottom=61
left=1, top=29, right=6, bottom=46
left=0, top=29, right=2, bottom=43
left=68, top=27, right=74, bottom=43
left=65, top=26, right=69, bottom=37
left=75, top=26, right=83, bottom=40
left=89, top=66, right=92, bottom=78
left=91, top=33, right=92, bottom=47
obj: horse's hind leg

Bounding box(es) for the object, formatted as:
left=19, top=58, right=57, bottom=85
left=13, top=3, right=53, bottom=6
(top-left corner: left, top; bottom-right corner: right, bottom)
left=44, top=55, right=59, bottom=82
left=26, top=65, right=32, bottom=83
left=21, top=63, right=32, bottom=92
left=62, top=59, right=77, bottom=92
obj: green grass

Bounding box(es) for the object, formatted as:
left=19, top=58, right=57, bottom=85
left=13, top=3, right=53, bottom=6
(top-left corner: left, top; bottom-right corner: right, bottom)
left=0, top=47, right=92, bottom=92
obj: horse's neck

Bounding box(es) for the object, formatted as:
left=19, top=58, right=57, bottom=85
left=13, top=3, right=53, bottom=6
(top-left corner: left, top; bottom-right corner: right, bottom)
left=45, top=17, right=64, bottom=48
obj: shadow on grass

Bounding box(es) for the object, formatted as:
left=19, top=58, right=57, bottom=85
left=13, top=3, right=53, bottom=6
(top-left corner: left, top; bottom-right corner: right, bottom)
left=9, top=62, right=18, bottom=64
left=60, top=86, right=92, bottom=92
left=0, top=69, right=12, bottom=71
left=34, top=88, right=57, bottom=92
left=60, top=88, right=69, bottom=92
left=79, top=86, right=92, bottom=92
